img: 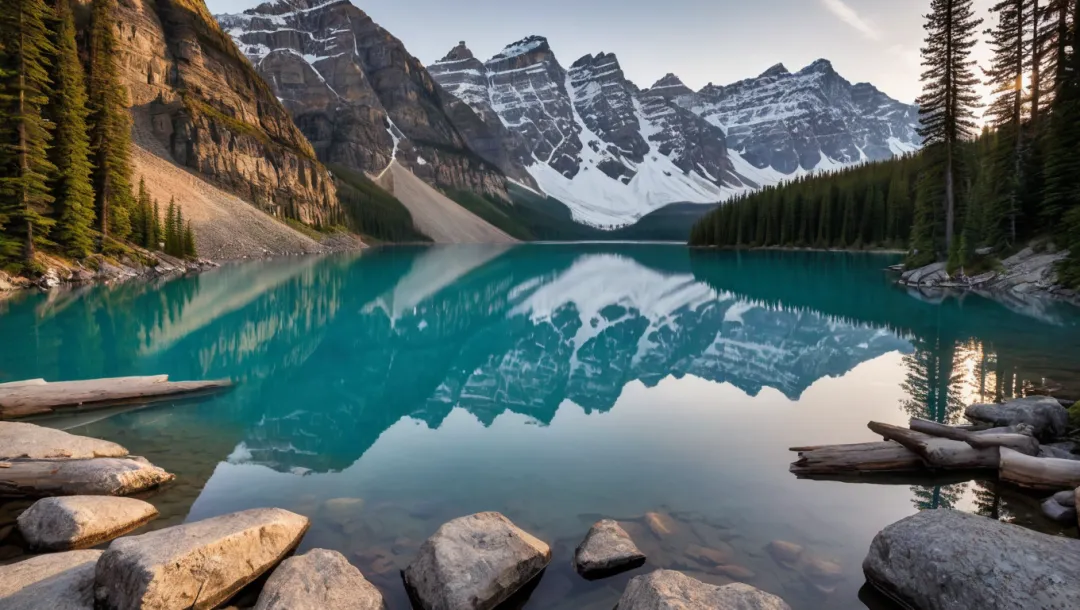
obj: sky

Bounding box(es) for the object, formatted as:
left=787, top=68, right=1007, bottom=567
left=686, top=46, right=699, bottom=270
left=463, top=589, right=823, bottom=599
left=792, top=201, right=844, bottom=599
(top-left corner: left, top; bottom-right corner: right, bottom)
left=206, top=0, right=999, bottom=105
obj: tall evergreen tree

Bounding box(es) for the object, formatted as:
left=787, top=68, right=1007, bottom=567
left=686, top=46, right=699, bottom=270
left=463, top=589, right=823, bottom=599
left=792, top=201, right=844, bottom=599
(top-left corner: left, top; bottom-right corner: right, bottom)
left=151, top=198, right=162, bottom=249
left=182, top=220, right=196, bottom=258
left=0, top=0, right=57, bottom=264
left=47, top=0, right=95, bottom=259
left=916, top=0, right=983, bottom=255
left=87, top=0, right=133, bottom=243
left=132, top=176, right=149, bottom=247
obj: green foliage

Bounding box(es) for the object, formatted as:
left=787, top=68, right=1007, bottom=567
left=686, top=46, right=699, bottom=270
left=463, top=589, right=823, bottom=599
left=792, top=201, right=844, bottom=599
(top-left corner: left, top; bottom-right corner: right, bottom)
left=330, top=164, right=430, bottom=243
left=0, top=0, right=58, bottom=263
left=87, top=0, right=134, bottom=242
left=47, top=0, right=95, bottom=259
left=182, top=220, right=196, bottom=258
left=689, top=155, right=920, bottom=250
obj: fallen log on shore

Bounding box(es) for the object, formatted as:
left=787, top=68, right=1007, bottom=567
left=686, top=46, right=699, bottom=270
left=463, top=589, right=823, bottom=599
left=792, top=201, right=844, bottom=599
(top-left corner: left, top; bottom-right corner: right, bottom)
left=790, top=441, right=925, bottom=475
left=0, top=375, right=232, bottom=420
left=999, top=447, right=1080, bottom=491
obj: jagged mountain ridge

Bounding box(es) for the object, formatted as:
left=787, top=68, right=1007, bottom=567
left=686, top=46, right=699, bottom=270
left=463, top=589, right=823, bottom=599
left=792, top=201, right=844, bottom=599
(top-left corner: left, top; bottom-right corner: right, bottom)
left=429, top=37, right=921, bottom=228
left=429, top=37, right=750, bottom=228
left=215, top=0, right=519, bottom=200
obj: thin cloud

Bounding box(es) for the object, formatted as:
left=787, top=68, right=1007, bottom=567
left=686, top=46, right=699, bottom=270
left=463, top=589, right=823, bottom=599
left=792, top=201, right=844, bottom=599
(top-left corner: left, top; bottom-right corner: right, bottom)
left=821, top=0, right=881, bottom=41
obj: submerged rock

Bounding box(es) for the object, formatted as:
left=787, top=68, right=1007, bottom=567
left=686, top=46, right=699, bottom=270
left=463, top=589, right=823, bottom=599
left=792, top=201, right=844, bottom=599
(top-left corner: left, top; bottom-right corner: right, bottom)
left=0, top=549, right=102, bottom=610
left=94, top=508, right=309, bottom=610
left=766, top=540, right=803, bottom=568
left=254, top=549, right=385, bottom=610
left=685, top=543, right=735, bottom=566
left=617, top=570, right=790, bottom=609
left=864, top=509, right=1080, bottom=610
left=1042, top=495, right=1077, bottom=523
left=1, top=457, right=175, bottom=498
left=17, top=496, right=158, bottom=551
left=403, top=512, right=551, bottom=610
left=966, top=396, right=1068, bottom=440
left=644, top=511, right=676, bottom=538
left=574, top=519, right=646, bottom=578
left=0, top=422, right=128, bottom=460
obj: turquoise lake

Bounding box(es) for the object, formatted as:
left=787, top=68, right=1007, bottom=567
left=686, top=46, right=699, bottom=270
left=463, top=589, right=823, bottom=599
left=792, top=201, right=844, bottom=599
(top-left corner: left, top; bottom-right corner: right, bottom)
left=2, top=244, right=1080, bottom=609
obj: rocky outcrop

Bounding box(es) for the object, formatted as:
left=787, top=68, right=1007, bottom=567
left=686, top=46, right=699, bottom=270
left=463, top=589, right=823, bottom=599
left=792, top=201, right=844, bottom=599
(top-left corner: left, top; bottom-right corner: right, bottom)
left=0, top=421, right=128, bottom=459
left=403, top=512, right=551, bottom=610
left=897, top=247, right=1078, bottom=304
left=111, top=0, right=339, bottom=225
left=863, top=509, right=1080, bottom=610
left=617, top=570, right=791, bottom=610
left=17, top=496, right=158, bottom=551
left=0, top=550, right=103, bottom=610
left=1041, top=489, right=1077, bottom=523
left=1, top=457, right=174, bottom=498
left=94, top=507, right=309, bottom=610
left=216, top=0, right=509, bottom=200
left=574, top=519, right=646, bottom=578
left=966, top=396, right=1069, bottom=441
left=254, top=549, right=385, bottom=609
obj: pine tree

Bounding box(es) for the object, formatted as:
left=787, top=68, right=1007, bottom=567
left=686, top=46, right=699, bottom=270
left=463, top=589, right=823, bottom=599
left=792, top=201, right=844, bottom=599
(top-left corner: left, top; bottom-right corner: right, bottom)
left=1052, top=0, right=1080, bottom=286
left=132, top=176, right=150, bottom=247
left=164, top=198, right=177, bottom=256
left=87, top=0, right=133, bottom=244
left=0, top=0, right=57, bottom=264
left=182, top=221, right=196, bottom=258
left=47, top=0, right=96, bottom=259
left=151, top=198, right=162, bottom=249
left=915, top=0, right=983, bottom=256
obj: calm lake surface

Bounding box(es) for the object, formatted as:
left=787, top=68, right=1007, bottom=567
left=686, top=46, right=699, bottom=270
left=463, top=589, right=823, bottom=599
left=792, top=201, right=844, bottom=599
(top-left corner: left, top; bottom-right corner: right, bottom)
left=3, top=244, right=1080, bottom=609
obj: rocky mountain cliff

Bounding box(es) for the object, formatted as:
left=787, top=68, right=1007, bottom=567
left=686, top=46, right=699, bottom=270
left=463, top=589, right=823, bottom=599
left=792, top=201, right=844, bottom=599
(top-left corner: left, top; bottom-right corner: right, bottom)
left=107, top=0, right=339, bottom=225
left=429, top=38, right=921, bottom=228
left=430, top=38, right=750, bottom=228
left=215, top=0, right=515, bottom=200
left=650, top=61, right=921, bottom=176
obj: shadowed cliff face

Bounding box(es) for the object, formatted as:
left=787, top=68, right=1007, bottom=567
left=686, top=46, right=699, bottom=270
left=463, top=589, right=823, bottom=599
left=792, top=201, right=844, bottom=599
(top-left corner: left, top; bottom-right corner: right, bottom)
left=105, top=0, right=340, bottom=226
left=216, top=0, right=513, bottom=200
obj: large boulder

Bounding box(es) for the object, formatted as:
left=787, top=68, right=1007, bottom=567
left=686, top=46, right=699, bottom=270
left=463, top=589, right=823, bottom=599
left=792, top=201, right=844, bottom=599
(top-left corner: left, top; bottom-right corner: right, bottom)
left=617, top=570, right=790, bottom=609
left=254, top=548, right=385, bottom=610
left=0, top=549, right=103, bottom=610
left=94, top=508, right=309, bottom=610
left=0, top=457, right=174, bottom=498
left=403, top=512, right=551, bottom=610
left=966, top=396, right=1068, bottom=440
left=0, top=422, right=128, bottom=460
left=864, top=509, right=1080, bottom=609
left=17, top=496, right=158, bottom=551
left=574, top=519, right=646, bottom=578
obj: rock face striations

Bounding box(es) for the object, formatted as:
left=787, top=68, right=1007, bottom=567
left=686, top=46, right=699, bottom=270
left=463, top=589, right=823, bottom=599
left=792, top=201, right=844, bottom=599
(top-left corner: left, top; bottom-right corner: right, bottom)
left=109, top=0, right=339, bottom=225
left=429, top=38, right=921, bottom=228
left=216, top=0, right=512, bottom=200
left=650, top=62, right=920, bottom=176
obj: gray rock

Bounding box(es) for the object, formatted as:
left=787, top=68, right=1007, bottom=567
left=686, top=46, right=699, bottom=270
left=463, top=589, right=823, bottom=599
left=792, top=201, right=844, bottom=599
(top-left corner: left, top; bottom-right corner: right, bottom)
left=254, top=549, right=385, bottom=610
left=0, top=457, right=174, bottom=498
left=403, top=511, right=551, bottom=610
left=0, top=422, right=128, bottom=460
left=905, top=262, right=947, bottom=285
left=1040, top=442, right=1080, bottom=460
left=617, top=570, right=791, bottom=610
left=17, top=496, right=158, bottom=551
left=94, top=508, right=310, bottom=610
left=0, top=549, right=103, bottom=610
left=574, top=519, right=646, bottom=577
left=975, top=246, right=994, bottom=256
left=966, top=396, right=1069, bottom=440
left=1055, top=489, right=1078, bottom=507
left=864, top=509, right=1080, bottom=610
left=1042, top=497, right=1077, bottom=523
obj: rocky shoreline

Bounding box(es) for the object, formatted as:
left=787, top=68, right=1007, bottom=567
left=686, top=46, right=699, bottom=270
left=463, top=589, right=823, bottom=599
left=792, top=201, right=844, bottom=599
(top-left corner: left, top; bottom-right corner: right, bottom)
left=895, top=246, right=1080, bottom=306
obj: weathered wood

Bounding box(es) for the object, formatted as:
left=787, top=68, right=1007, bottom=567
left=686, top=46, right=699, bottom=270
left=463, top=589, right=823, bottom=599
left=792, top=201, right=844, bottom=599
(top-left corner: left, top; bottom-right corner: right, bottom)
left=790, top=441, right=925, bottom=475
left=868, top=422, right=999, bottom=469
left=999, top=447, right=1080, bottom=491
left=0, top=376, right=232, bottom=420
left=966, top=433, right=1040, bottom=455
left=908, top=418, right=974, bottom=442
left=0, top=457, right=175, bottom=498
left=0, top=379, right=46, bottom=388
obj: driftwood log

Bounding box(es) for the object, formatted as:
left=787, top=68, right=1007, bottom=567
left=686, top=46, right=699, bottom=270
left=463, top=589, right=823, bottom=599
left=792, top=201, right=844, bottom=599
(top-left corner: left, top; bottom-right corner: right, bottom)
left=0, top=375, right=232, bottom=419
left=790, top=441, right=925, bottom=475
left=867, top=422, right=1000, bottom=469
left=999, top=448, right=1080, bottom=491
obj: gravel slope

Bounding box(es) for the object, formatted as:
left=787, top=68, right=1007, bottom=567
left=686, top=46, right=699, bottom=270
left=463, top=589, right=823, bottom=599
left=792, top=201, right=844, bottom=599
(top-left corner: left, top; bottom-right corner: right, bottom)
left=380, top=163, right=517, bottom=244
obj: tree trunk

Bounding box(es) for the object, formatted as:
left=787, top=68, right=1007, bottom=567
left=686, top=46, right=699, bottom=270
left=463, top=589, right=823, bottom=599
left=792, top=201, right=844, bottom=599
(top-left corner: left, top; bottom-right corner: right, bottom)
left=868, top=422, right=1000, bottom=469
left=945, top=141, right=955, bottom=253
left=1032, top=0, right=1042, bottom=125
left=18, top=10, right=34, bottom=263
left=1000, top=447, right=1080, bottom=490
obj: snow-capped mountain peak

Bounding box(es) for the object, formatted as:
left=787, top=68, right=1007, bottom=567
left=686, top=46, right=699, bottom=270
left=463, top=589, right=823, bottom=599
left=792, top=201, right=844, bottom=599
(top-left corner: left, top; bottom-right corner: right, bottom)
left=429, top=39, right=921, bottom=229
